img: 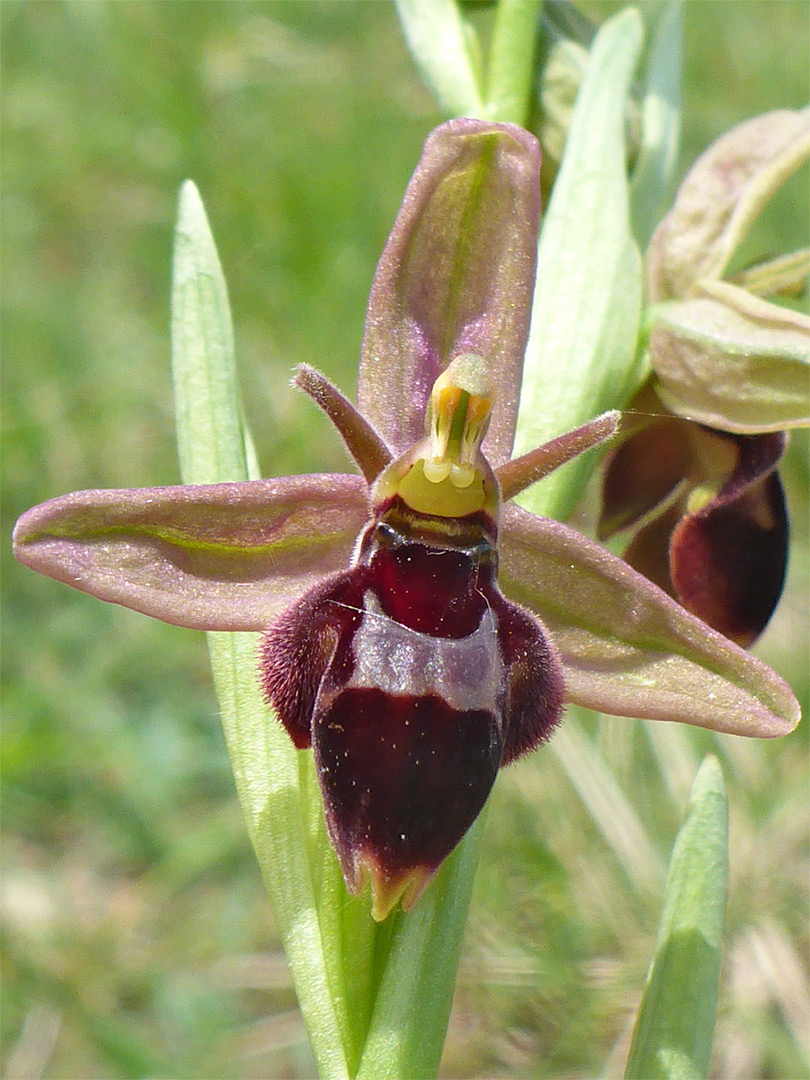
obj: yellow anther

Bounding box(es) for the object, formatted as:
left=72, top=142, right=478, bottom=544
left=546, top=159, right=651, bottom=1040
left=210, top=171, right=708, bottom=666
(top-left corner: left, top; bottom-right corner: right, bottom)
left=370, top=353, right=500, bottom=520
left=426, top=353, right=493, bottom=471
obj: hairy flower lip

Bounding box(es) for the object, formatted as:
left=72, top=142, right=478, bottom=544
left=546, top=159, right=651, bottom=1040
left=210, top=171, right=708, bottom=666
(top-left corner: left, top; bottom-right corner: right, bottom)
left=259, top=389, right=568, bottom=920
left=14, top=432, right=800, bottom=740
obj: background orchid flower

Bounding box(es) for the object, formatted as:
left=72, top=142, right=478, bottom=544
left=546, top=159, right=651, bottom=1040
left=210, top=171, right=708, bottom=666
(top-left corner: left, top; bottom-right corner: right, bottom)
left=599, top=381, right=789, bottom=647
left=599, top=108, right=810, bottom=645
left=13, top=119, right=800, bottom=924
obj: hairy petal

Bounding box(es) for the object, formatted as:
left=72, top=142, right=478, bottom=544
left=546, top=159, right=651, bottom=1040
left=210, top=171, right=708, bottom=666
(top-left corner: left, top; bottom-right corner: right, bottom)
left=498, top=504, right=800, bottom=736
left=358, top=118, right=541, bottom=465
left=647, top=108, right=810, bottom=300
left=497, top=410, right=620, bottom=503
left=294, top=364, right=393, bottom=482
left=13, top=475, right=368, bottom=631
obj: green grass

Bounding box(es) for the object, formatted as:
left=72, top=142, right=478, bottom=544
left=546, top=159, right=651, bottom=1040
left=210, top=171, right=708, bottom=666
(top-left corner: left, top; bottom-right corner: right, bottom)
left=2, top=3, right=808, bottom=1077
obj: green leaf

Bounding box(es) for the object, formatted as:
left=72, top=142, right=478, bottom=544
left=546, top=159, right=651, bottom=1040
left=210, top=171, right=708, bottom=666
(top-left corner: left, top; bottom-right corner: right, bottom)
left=630, top=0, right=683, bottom=248
left=356, top=813, right=485, bottom=1079
left=625, top=756, right=729, bottom=1080
left=209, top=638, right=353, bottom=1079
left=395, top=0, right=485, bottom=118
left=171, top=181, right=251, bottom=486
left=514, top=6, right=645, bottom=521
left=170, top=181, right=353, bottom=1078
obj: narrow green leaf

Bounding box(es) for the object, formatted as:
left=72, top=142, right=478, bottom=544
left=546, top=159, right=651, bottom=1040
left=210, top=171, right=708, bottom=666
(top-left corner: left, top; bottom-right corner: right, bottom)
left=395, top=0, right=485, bottom=118
left=486, top=0, right=544, bottom=126
left=209, top=639, right=352, bottom=1080
left=171, top=180, right=249, bottom=486
left=625, top=755, right=729, bottom=1080
left=630, top=0, right=683, bottom=248
left=514, top=6, right=645, bottom=522
left=170, top=180, right=353, bottom=1078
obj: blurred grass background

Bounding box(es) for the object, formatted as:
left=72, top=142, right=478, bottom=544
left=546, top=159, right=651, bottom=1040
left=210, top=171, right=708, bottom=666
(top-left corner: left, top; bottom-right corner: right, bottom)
left=1, top=2, right=807, bottom=1078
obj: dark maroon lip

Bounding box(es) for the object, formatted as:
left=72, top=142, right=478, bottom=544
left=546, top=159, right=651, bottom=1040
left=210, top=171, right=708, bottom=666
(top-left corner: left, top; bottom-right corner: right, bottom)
left=260, top=502, right=565, bottom=914
left=316, top=688, right=502, bottom=883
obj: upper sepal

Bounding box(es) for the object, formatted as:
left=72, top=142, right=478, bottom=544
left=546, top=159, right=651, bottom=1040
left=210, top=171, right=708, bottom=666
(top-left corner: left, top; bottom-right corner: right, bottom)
left=647, top=108, right=810, bottom=301
left=358, top=118, right=541, bottom=467
left=12, top=476, right=368, bottom=630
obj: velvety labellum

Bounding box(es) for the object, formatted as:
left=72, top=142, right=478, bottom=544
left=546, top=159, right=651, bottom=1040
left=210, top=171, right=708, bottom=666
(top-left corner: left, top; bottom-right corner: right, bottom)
left=261, top=505, right=564, bottom=920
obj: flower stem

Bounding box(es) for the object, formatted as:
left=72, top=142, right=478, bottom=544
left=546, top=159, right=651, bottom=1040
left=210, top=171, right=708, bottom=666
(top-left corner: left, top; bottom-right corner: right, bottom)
left=486, top=0, right=543, bottom=125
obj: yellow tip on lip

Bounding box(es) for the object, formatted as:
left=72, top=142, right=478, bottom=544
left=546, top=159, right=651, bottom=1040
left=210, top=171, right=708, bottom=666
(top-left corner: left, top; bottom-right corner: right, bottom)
left=354, top=853, right=436, bottom=921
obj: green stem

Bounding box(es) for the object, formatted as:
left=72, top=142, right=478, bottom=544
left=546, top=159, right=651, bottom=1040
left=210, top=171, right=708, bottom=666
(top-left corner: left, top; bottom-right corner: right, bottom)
left=486, top=0, right=544, bottom=125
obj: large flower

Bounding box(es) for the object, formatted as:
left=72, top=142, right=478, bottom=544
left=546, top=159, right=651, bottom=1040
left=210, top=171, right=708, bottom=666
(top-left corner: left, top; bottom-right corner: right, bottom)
left=600, top=110, right=809, bottom=646
left=13, top=120, right=800, bottom=920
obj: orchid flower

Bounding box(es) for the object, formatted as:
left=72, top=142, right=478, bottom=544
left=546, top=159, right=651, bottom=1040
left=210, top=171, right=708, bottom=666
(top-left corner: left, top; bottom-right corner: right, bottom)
left=13, top=119, right=800, bottom=924
left=600, top=109, right=810, bottom=645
